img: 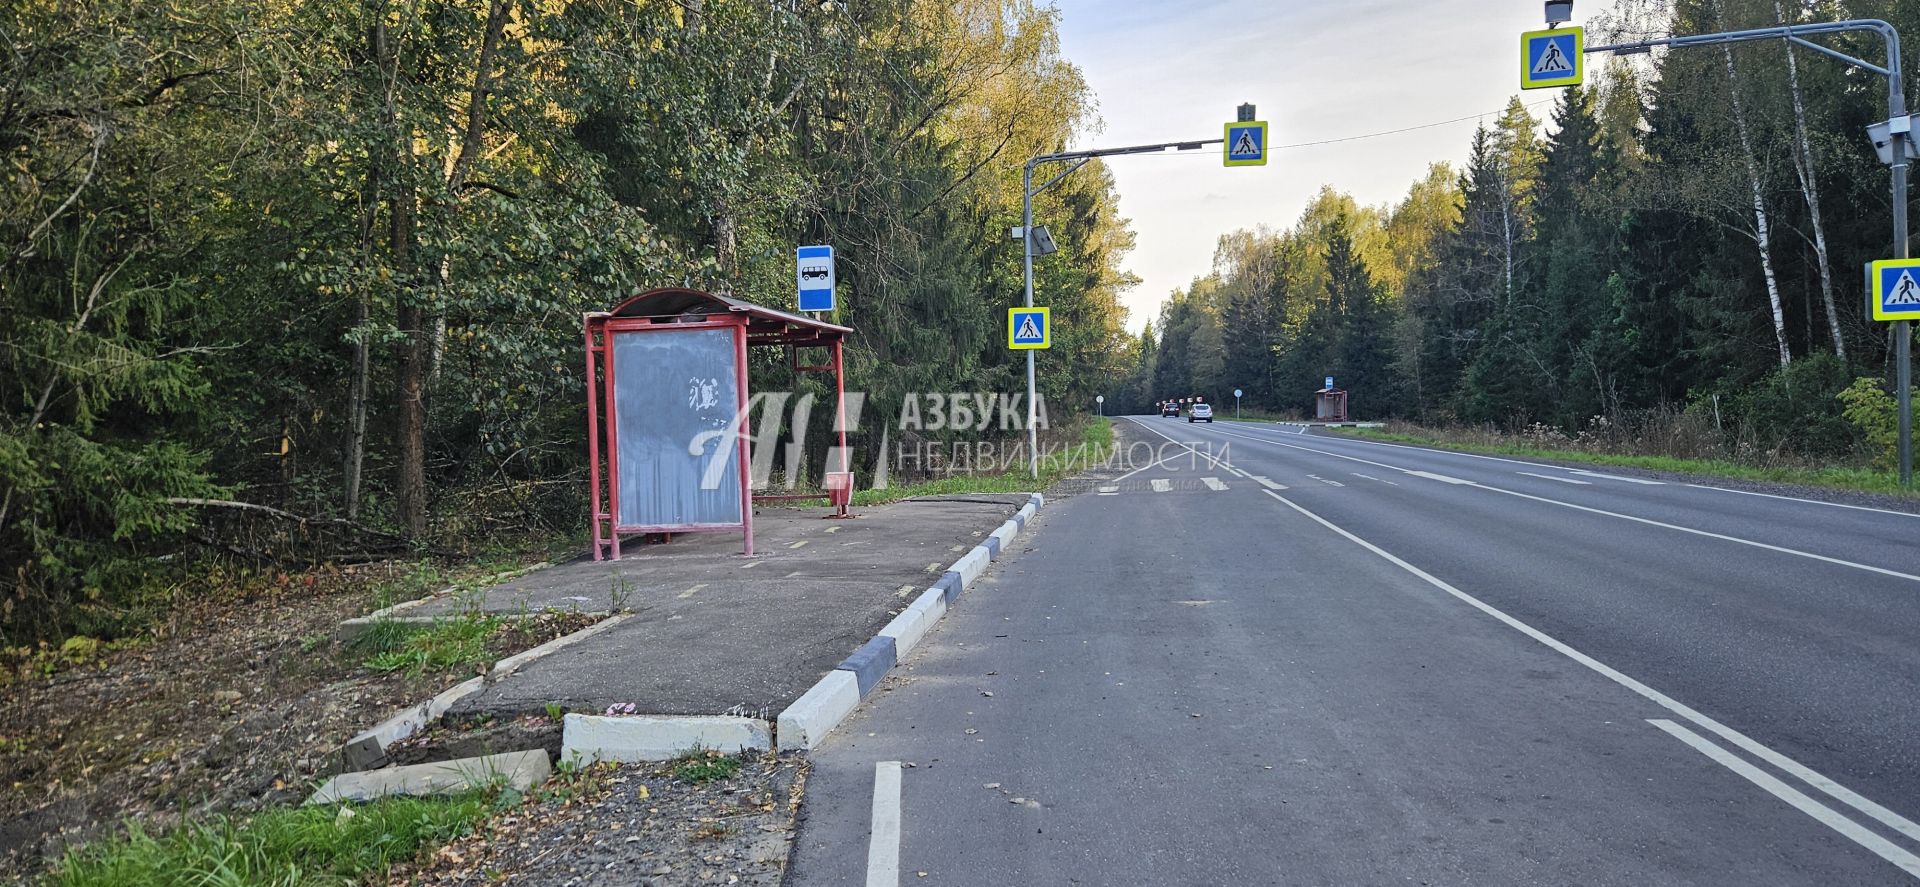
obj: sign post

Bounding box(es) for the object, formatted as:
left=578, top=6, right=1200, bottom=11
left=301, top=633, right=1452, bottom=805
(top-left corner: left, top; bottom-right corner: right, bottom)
left=1096, top=394, right=1105, bottom=417
left=1020, top=105, right=1264, bottom=476
left=796, top=245, right=835, bottom=313
left=1234, top=388, right=1243, bottom=419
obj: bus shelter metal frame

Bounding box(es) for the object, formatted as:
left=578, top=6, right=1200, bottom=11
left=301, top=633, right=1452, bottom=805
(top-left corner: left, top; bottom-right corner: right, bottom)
left=584, top=288, right=854, bottom=561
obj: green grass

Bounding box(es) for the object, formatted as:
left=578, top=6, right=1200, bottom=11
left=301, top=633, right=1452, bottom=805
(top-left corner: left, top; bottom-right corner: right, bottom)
left=1331, top=426, right=1917, bottom=497
left=350, top=613, right=501, bottom=675
left=845, top=417, right=1114, bottom=507
left=49, top=793, right=494, bottom=887
left=671, top=749, right=742, bottom=784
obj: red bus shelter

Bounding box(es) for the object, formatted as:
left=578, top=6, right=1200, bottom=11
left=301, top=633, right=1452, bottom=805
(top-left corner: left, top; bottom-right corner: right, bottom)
left=584, top=288, right=853, bottom=560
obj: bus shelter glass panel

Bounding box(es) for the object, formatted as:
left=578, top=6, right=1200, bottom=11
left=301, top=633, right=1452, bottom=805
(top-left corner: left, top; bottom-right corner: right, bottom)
left=610, top=327, right=743, bottom=528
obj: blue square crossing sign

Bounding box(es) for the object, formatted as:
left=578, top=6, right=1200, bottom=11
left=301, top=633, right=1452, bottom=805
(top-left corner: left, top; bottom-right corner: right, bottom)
left=1522, top=28, right=1584, bottom=90
left=1872, top=258, right=1920, bottom=321
left=1224, top=121, right=1268, bottom=167
left=1008, top=307, right=1051, bottom=350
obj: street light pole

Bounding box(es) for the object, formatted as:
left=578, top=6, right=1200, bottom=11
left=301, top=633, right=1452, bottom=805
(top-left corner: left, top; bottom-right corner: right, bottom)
left=1020, top=135, right=1224, bottom=478
left=1584, top=18, right=1909, bottom=485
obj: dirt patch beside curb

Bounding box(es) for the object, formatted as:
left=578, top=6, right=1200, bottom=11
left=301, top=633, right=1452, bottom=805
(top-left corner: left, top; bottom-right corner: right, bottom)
left=393, top=752, right=806, bottom=886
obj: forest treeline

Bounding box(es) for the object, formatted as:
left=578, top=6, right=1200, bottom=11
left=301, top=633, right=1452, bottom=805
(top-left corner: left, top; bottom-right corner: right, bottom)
left=0, top=0, right=1139, bottom=645
left=1124, top=0, right=1917, bottom=464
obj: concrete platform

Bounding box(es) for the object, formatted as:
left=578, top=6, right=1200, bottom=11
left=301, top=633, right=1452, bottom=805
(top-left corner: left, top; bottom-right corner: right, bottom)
left=405, top=497, right=1027, bottom=719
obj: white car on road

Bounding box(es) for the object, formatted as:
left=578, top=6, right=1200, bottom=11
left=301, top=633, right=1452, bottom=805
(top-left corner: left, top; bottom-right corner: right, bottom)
left=1188, top=403, right=1213, bottom=423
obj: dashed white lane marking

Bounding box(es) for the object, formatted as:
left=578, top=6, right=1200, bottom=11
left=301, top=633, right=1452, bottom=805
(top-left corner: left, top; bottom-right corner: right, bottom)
left=1098, top=485, right=1120, bottom=494
left=1407, top=470, right=1474, bottom=485
left=1571, top=469, right=1665, bottom=485
left=1519, top=472, right=1593, bottom=485
left=1648, top=720, right=1920, bottom=878
left=677, top=584, right=708, bottom=599
left=1202, top=477, right=1229, bottom=491
left=1251, top=476, right=1288, bottom=490
left=1150, top=479, right=1173, bottom=493
left=1261, top=486, right=1920, bottom=850
left=1352, top=473, right=1399, bottom=486
left=865, top=761, right=903, bottom=887
left=789, top=540, right=811, bottom=549
left=1307, top=475, right=1346, bottom=488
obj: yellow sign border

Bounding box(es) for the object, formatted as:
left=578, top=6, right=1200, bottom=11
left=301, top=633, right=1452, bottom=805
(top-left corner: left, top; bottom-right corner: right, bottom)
left=1008, top=306, right=1051, bottom=350
left=1521, top=27, right=1585, bottom=90
left=1223, top=121, right=1269, bottom=168
left=1872, top=258, right=1920, bottom=321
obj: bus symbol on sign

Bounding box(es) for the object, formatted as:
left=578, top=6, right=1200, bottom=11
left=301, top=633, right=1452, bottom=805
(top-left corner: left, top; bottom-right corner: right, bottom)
left=796, top=245, right=835, bottom=312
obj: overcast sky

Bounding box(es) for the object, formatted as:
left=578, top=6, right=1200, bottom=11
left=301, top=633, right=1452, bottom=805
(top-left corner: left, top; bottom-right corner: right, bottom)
left=1046, top=0, right=1626, bottom=332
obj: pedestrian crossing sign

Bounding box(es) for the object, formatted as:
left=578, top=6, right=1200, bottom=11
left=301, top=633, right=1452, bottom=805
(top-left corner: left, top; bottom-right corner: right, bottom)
left=1009, top=307, right=1051, bottom=350
left=1224, top=121, right=1268, bottom=167
left=1521, top=27, right=1584, bottom=90
left=1872, top=258, right=1920, bottom=321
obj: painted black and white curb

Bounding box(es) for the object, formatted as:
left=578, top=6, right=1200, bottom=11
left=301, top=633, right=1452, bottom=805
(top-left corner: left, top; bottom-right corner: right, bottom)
left=775, top=492, right=1045, bottom=750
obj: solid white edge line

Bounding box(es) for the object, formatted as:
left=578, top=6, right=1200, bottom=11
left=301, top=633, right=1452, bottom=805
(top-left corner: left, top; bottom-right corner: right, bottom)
left=1216, top=429, right=1920, bottom=587
left=1647, top=719, right=1920, bottom=879
left=866, top=761, right=902, bottom=887
left=1257, top=487, right=1920, bottom=845
left=1686, top=483, right=1920, bottom=520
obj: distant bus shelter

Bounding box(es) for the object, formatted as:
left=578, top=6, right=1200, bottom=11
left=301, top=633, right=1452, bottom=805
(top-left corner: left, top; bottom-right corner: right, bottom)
left=1315, top=388, right=1349, bottom=422
left=584, top=288, right=853, bottom=560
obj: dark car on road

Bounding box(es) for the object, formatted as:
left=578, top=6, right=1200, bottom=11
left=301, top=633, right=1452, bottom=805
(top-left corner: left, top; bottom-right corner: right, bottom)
left=1161, top=402, right=1180, bottom=417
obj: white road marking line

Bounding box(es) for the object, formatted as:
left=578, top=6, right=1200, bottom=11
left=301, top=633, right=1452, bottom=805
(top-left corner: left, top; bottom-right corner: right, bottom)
left=1306, top=475, right=1346, bottom=488
left=677, top=583, right=708, bottom=599
left=1251, top=476, right=1288, bottom=490
left=1098, top=485, right=1120, bottom=493
left=1229, top=467, right=1250, bottom=478
left=1519, top=471, right=1593, bottom=485
left=825, top=526, right=842, bottom=534
left=1351, top=473, right=1399, bottom=485
left=1686, top=483, right=1920, bottom=519
left=1202, top=477, right=1228, bottom=491
left=925, top=562, right=942, bottom=573
left=1123, top=418, right=1235, bottom=476
left=1571, top=469, right=1665, bottom=485
left=865, top=761, right=903, bottom=887
left=1258, top=486, right=1920, bottom=846
left=742, top=561, right=763, bottom=570
left=1647, top=719, right=1920, bottom=878
left=1407, top=470, right=1473, bottom=485
left=1150, top=479, right=1173, bottom=493
left=1223, top=432, right=1920, bottom=587
left=789, top=540, right=811, bottom=549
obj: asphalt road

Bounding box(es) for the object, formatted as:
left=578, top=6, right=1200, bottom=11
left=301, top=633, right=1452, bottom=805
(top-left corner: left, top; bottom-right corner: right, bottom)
left=784, top=418, right=1920, bottom=886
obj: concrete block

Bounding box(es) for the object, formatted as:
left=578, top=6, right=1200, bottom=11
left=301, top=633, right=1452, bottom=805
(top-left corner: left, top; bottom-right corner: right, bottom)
left=341, top=734, right=387, bottom=773
left=308, top=750, right=550, bottom=805
left=989, top=519, right=1019, bottom=551
left=346, top=676, right=484, bottom=761
left=1029, top=492, right=1046, bottom=510
left=983, top=535, right=1002, bottom=557
left=878, top=590, right=946, bottom=659
left=951, top=546, right=991, bottom=588
left=835, top=635, right=897, bottom=696
left=777, top=670, right=861, bottom=751
left=1015, top=503, right=1037, bottom=525
left=561, top=714, right=771, bottom=765
left=935, top=571, right=964, bottom=604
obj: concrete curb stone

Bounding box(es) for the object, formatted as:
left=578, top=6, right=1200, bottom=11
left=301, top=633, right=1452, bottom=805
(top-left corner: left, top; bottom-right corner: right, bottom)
left=308, top=749, right=551, bottom=805
left=774, top=491, right=1047, bottom=751
left=561, top=714, right=771, bottom=765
